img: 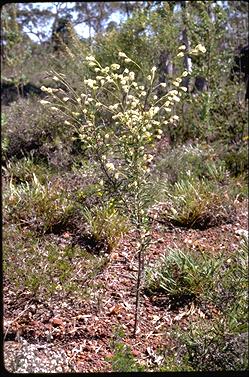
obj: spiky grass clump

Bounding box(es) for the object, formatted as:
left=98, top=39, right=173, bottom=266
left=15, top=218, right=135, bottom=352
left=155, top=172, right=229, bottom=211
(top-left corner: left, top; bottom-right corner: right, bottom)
left=145, top=247, right=224, bottom=299
left=4, top=173, right=75, bottom=233
left=82, top=202, right=129, bottom=253
left=157, top=176, right=235, bottom=229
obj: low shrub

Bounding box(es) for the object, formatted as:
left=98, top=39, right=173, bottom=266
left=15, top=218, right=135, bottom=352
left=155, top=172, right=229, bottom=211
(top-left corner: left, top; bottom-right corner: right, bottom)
left=204, top=159, right=230, bottom=184
left=208, top=235, right=248, bottom=326
left=155, top=142, right=230, bottom=184
left=75, top=182, right=104, bottom=209
left=152, top=239, right=248, bottom=371
left=145, top=247, right=224, bottom=300
left=166, top=82, right=247, bottom=146
left=2, top=98, right=76, bottom=169
left=106, top=326, right=144, bottom=372
left=3, top=174, right=75, bottom=234
left=82, top=201, right=129, bottom=253
left=159, top=319, right=248, bottom=372
left=157, top=176, right=235, bottom=229
left=3, top=223, right=108, bottom=299
left=107, top=343, right=143, bottom=372
left=221, top=143, right=248, bottom=177
left=2, top=156, right=51, bottom=185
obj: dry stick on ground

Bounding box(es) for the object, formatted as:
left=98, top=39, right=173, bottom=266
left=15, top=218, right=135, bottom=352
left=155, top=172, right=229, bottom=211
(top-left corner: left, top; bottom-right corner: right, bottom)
left=4, top=304, right=31, bottom=340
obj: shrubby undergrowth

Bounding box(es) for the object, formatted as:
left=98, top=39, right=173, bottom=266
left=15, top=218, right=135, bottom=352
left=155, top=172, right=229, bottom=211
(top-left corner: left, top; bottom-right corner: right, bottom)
left=146, top=236, right=248, bottom=371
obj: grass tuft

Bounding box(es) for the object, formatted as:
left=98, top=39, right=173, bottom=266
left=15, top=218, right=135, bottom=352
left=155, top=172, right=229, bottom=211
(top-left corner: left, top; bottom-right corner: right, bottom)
left=4, top=174, right=75, bottom=233
left=156, top=176, right=235, bottom=229
left=145, top=247, right=224, bottom=300
left=82, top=202, right=129, bottom=253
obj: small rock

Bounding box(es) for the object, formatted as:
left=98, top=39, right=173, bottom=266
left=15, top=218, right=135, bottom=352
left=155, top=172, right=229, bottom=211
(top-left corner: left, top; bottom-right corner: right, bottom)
left=235, top=229, right=248, bottom=239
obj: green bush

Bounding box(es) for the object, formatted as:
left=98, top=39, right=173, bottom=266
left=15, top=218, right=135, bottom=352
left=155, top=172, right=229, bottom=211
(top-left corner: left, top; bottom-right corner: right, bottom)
left=2, top=156, right=50, bottom=185
left=221, top=143, right=248, bottom=177
left=3, top=174, right=75, bottom=233
left=145, top=247, right=224, bottom=299
left=160, top=318, right=248, bottom=372
left=107, top=343, right=143, bottom=372
left=74, top=182, right=104, bottom=208
left=167, top=79, right=247, bottom=146
left=3, top=223, right=108, bottom=299
left=106, top=326, right=144, bottom=372
left=157, top=176, right=235, bottom=229
left=209, top=236, right=248, bottom=327
left=155, top=142, right=230, bottom=184
left=82, top=201, right=129, bottom=253
left=155, top=239, right=248, bottom=371
left=208, top=83, right=248, bottom=145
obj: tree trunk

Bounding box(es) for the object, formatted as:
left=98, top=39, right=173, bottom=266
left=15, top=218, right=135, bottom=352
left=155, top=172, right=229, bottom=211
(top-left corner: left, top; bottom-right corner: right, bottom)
left=157, top=50, right=173, bottom=97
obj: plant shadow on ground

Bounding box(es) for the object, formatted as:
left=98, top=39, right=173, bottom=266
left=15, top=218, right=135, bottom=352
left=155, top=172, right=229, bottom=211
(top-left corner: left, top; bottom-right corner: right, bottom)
left=145, top=291, right=197, bottom=311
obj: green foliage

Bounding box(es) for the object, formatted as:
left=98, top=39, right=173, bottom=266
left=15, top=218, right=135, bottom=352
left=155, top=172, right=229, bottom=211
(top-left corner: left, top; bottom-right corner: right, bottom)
left=150, top=239, right=248, bottom=371
left=211, top=236, right=248, bottom=326
left=182, top=320, right=248, bottom=371
left=4, top=174, right=75, bottom=233
left=3, top=223, right=107, bottom=298
left=107, top=327, right=144, bottom=372
left=158, top=176, right=234, bottom=229
left=3, top=156, right=50, bottom=185
left=75, top=182, right=103, bottom=207
left=169, top=83, right=247, bottom=145
left=145, top=247, right=224, bottom=299
left=159, top=354, right=194, bottom=372
left=153, top=142, right=247, bottom=212
left=157, top=1, right=248, bottom=146
left=83, top=201, right=129, bottom=253
left=94, top=2, right=180, bottom=82
left=205, top=159, right=229, bottom=183
left=221, top=143, right=248, bottom=177
left=208, top=84, right=248, bottom=144
left=155, top=142, right=228, bottom=184
left=161, top=317, right=248, bottom=371
left=108, top=343, right=144, bottom=372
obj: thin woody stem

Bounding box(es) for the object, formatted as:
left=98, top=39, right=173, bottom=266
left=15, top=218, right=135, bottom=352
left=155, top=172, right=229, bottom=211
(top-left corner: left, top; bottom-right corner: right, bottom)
left=133, top=232, right=144, bottom=337
left=133, top=212, right=151, bottom=337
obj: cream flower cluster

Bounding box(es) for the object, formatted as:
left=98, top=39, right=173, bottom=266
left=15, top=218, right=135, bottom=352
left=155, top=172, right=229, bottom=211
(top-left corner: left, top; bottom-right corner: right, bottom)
left=176, top=43, right=206, bottom=57
left=40, top=50, right=195, bottom=178
left=191, top=44, right=207, bottom=54
left=84, top=53, right=180, bottom=127
left=40, top=86, right=59, bottom=94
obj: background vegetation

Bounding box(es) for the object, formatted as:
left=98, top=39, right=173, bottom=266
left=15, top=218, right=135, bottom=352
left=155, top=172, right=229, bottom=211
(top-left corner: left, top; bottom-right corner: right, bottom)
left=2, top=1, right=248, bottom=372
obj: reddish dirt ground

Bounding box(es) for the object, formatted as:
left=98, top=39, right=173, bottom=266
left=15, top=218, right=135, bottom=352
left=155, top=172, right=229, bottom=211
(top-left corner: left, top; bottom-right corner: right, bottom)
left=3, top=199, right=248, bottom=372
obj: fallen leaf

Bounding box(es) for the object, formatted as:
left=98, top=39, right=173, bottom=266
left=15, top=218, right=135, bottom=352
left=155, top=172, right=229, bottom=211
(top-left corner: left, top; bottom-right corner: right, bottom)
left=108, top=304, right=123, bottom=316
left=174, top=312, right=186, bottom=321
left=132, top=349, right=140, bottom=357
left=50, top=317, right=64, bottom=327
left=151, top=315, right=160, bottom=324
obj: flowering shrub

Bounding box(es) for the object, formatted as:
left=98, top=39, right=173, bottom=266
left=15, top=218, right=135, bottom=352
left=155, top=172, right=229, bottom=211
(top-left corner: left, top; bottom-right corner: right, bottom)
left=40, top=45, right=206, bottom=335
left=39, top=47, right=206, bottom=217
